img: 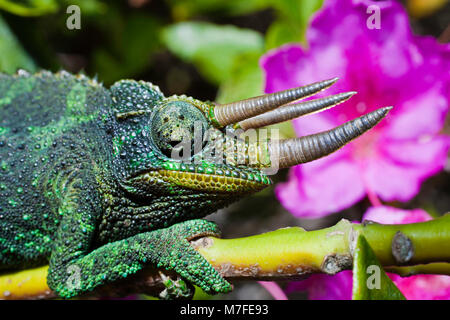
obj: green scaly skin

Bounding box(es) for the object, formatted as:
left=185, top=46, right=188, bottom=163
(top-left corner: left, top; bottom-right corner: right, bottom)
left=0, top=70, right=271, bottom=298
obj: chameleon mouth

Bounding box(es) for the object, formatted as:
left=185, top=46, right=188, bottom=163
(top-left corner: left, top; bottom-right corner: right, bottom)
left=134, top=169, right=271, bottom=194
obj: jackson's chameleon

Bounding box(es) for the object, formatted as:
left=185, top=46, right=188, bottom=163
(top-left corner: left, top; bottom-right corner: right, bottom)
left=0, top=70, right=390, bottom=299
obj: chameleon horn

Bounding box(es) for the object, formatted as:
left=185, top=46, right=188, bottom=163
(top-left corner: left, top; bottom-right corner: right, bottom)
left=270, top=107, right=392, bottom=169
left=238, top=91, right=357, bottom=130
left=214, top=78, right=339, bottom=127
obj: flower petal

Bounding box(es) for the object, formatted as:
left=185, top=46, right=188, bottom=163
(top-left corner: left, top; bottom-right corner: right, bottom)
left=389, top=274, right=450, bottom=300
left=363, top=154, right=428, bottom=201
left=384, top=88, right=449, bottom=140
left=276, top=157, right=366, bottom=218
left=263, top=0, right=449, bottom=212
left=285, top=271, right=353, bottom=300
left=380, top=135, right=450, bottom=180
left=362, top=206, right=432, bottom=224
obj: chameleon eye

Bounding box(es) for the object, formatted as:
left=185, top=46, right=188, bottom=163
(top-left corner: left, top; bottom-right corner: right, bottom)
left=150, top=101, right=208, bottom=159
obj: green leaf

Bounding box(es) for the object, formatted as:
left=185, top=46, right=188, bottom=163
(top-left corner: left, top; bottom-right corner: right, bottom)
left=215, top=51, right=263, bottom=103
left=93, top=12, right=163, bottom=84
left=215, top=50, right=296, bottom=139
left=0, top=0, right=58, bottom=16
left=273, top=0, right=323, bottom=24
left=0, top=15, right=36, bottom=74
left=266, top=0, right=324, bottom=48
left=167, top=0, right=273, bottom=20
left=265, top=20, right=300, bottom=50
left=352, top=235, right=406, bottom=300
left=62, top=0, right=106, bottom=15
left=162, top=22, right=264, bottom=85
left=0, top=0, right=105, bottom=16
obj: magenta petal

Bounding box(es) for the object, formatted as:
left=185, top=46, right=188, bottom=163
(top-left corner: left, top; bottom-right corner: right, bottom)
left=261, top=45, right=311, bottom=94
left=385, top=88, right=449, bottom=140
left=285, top=271, right=353, bottom=300
left=382, top=136, right=449, bottom=167
left=389, top=275, right=450, bottom=300
left=263, top=0, right=449, bottom=215
left=362, top=206, right=432, bottom=224
left=363, top=152, right=434, bottom=202
left=308, top=0, right=410, bottom=50
left=260, top=43, right=347, bottom=95
left=276, top=157, right=365, bottom=218
left=292, top=109, right=345, bottom=137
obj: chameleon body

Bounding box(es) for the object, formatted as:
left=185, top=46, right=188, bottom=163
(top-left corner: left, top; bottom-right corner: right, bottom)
left=0, top=71, right=270, bottom=298
left=0, top=70, right=390, bottom=299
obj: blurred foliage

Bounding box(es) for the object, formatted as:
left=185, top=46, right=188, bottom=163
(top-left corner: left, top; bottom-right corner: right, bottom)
left=0, top=14, right=36, bottom=73
left=162, top=22, right=264, bottom=85
left=163, top=0, right=323, bottom=103
left=0, top=0, right=105, bottom=16
left=167, top=0, right=274, bottom=20
left=92, top=10, right=163, bottom=84
left=407, top=0, right=448, bottom=18
left=0, top=0, right=325, bottom=138
left=0, top=0, right=323, bottom=100
left=0, top=0, right=58, bottom=16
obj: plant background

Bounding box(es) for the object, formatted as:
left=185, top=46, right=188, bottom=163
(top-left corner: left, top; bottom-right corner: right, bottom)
left=0, top=0, right=449, bottom=299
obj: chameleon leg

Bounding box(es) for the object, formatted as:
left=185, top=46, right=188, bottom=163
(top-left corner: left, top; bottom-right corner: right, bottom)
left=48, top=216, right=232, bottom=298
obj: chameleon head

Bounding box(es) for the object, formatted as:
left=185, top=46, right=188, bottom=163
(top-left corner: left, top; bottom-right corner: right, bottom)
left=109, top=79, right=391, bottom=203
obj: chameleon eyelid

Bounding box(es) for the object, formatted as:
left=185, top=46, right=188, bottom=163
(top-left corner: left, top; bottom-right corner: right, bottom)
left=115, top=109, right=150, bottom=120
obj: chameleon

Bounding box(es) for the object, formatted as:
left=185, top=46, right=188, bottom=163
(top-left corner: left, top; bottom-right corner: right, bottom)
left=0, top=70, right=391, bottom=299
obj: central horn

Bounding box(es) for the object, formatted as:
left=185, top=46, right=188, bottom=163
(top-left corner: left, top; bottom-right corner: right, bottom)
left=268, top=107, right=392, bottom=169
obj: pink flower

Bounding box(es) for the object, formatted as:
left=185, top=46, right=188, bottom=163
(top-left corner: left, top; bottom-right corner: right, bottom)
left=285, top=206, right=450, bottom=300
left=286, top=271, right=354, bottom=300
left=261, top=0, right=450, bottom=218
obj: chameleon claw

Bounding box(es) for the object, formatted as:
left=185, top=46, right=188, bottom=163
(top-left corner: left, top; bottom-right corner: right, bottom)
left=158, top=271, right=194, bottom=300
left=153, top=220, right=232, bottom=297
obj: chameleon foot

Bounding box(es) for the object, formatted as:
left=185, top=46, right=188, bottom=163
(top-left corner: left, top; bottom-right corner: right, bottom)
left=150, top=219, right=233, bottom=297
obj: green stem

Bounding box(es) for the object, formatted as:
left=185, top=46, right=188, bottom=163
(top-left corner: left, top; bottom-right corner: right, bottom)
left=357, top=214, right=450, bottom=266
left=1, top=215, right=449, bottom=299
left=197, top=214, right=450, bottom=278
left=385, top=263, right=450, bottom=277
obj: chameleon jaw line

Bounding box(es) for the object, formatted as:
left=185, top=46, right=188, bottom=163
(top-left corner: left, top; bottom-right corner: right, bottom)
left=134, top=169, right=271, bottom=193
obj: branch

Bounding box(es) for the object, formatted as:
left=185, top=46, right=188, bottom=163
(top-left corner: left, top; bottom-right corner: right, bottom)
left=1, top=214, right=449, bottom=299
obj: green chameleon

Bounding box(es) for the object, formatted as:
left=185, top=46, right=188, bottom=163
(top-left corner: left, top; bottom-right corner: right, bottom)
left=0, top=70, right=391, bottom=299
